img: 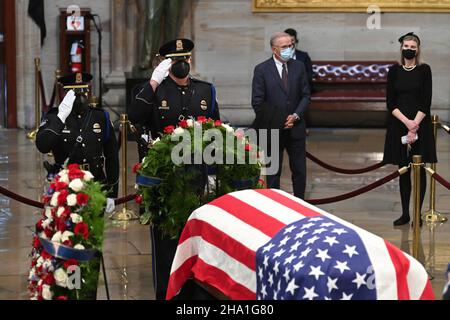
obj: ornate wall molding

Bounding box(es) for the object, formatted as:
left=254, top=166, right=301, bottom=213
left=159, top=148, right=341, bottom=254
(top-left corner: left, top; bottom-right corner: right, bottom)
left=252, top=0, right=450, bottom=13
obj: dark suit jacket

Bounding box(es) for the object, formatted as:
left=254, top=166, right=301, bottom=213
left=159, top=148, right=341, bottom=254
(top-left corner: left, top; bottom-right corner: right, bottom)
left=251, top=57, right=311, bottom=138
left=294, top=50, right=313, bottom=87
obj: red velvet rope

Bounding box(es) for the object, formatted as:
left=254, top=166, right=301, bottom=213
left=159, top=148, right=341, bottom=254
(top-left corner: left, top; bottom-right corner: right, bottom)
left=431, top=172, right=450, bottom=190
left=0, top=185, right=136, bottom=209
left=306, top=151, right=385, bottom=175
left=306, top=170, right=401, bottom=205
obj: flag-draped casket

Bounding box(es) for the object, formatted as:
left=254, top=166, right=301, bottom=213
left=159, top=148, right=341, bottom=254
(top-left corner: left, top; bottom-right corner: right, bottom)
left=166, top=189, right=434, bottom=300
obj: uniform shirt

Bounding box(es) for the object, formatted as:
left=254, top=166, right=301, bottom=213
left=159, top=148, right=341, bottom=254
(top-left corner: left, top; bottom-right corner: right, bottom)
left=130, top=76, right=220, bottom=139
left=36, top=106, right=120, bottom=196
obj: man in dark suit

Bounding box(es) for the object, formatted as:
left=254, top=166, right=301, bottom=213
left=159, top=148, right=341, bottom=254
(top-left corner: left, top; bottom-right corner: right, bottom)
left=252, top=32, right=311, bottom=199
left=284, top=28, right=314, bottom=92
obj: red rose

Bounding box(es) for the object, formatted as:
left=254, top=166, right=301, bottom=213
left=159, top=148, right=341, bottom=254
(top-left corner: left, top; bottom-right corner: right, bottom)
left=55, top=218, right=67, bottom=233
left=245, top=144, right=252, bottom=152
left=179, top=120, right=189, bottom=128
left=164, top=125, right=175, bottom=134
left=57, top=190, right=69, bottom=206
left=197, top=116, right=207, bottom=124
left=64, top=259, right=79, bottom=269
left=135, top=195, right=143, bottom=205
left=68, top=169, right=85, bottom=180
left=44, top=228, right=53, bottom=239
left=74, top=222, right=89, bottom=240
left=214, top=120, right=222, bottom=127
left=41, top=195, right=51, bottom=205
left=76, top=193, right=89, bottom=206
left=62, top=240, right=73, bottom=247
left=67, top=164, right=80, bottom=171
left=41, top=251, right=53, bottom=260
left=32, top=237, right=41, bottom=249
left=132, top=163, right=142, bottom=174
left=55, top=182, right=68, bottom=191
left=49, top=182, right=56, bottom=190
left=43, top=273, right=55, bottom=286
left=56, top=296, right=69, bottom=300
left=36, top=220, right=44, bottom=232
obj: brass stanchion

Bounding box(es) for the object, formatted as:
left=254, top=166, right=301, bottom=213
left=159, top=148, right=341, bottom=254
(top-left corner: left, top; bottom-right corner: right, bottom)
left=89, top=96, right=99, bottom=108
left=423, top=115, right=448, bottom=224
left=27, top=58, right=42, bottom=140
left=55, top=69, right=62, bottom=106
left=412, top=155, right=423, bottom=260
left=109, top=114, right=139, bottom=221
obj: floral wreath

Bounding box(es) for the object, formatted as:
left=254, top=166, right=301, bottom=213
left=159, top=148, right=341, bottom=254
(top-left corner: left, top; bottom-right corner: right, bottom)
left=28, top=164, right=107, bottom=300
left=134, top=116, right=264, bottom=239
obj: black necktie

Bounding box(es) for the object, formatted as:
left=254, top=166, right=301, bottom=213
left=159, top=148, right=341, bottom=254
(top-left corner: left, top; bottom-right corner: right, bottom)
left=282, top=63, right=288, bottom=91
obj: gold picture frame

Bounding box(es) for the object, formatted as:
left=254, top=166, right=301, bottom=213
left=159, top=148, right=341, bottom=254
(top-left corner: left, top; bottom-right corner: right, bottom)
left=252, top=0, right=450, bottom=13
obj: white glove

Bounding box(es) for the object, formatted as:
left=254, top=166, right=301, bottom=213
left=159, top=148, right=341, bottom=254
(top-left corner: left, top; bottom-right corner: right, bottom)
left=151, top=58, right=172, bottom=85
left=57, top=90, right=76, bottom=123
left=105, top=198, right=116, bottom=214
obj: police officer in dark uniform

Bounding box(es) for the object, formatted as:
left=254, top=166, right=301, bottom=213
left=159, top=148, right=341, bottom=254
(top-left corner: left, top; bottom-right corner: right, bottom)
left=129, top=39, right=220, bottom=300
left=129, top=38, right=220, bottom=147
left=36, top=72, right=120, bottom=197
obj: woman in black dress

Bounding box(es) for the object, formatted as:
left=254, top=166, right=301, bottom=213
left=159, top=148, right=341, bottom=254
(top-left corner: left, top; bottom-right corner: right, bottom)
left=383, top=32, right=436, bottom=226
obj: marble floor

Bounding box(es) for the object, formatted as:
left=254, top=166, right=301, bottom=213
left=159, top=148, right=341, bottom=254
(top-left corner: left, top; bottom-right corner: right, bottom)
left=0, top=128, right=449, bottom=300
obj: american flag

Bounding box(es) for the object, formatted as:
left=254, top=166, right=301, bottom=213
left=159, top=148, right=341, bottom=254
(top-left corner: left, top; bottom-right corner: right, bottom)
left=166, top=189, right=434, bottom=300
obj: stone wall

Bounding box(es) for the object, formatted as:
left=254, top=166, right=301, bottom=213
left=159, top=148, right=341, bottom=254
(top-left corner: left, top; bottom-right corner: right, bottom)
left=16, top=0, right=450, bottom=128
left=192, top=0, right=450, bottom=126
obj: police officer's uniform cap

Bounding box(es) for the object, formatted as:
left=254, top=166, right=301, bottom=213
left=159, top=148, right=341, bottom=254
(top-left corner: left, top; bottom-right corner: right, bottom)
left=159, top=39, right=194, bottom=60
left=59, top=72, right=93, bottom=89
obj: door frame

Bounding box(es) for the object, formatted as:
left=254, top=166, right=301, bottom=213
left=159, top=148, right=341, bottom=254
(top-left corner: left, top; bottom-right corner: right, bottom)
left=3, top=0, right=17, bottom=128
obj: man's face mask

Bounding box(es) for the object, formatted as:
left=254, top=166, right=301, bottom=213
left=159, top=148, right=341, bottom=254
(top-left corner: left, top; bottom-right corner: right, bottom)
left=171, top=60, right=190, bottom=79
left=279, top=46, right=294, bottom=62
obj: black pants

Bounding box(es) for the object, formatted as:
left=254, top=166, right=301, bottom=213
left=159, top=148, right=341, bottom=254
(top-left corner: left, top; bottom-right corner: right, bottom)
left=264, top=129, right=306, bottom=199
left=150, top=226, right=179, bottom=300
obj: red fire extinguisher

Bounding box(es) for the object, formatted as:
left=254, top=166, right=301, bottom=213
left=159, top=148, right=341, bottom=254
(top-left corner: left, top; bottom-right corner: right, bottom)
left=70, top=41, right=84, bottom=73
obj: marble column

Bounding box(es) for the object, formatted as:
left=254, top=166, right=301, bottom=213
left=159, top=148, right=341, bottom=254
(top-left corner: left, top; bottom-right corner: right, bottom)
left=15, top=0, right=41, bottom=129
left=103, top=0, right=145, bottom=120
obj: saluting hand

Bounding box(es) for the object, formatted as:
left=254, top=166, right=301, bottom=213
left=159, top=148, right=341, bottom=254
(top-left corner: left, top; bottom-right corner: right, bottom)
left=151, top=58, right=173, bottom=85
left=57, top=90, right=76, bottom=123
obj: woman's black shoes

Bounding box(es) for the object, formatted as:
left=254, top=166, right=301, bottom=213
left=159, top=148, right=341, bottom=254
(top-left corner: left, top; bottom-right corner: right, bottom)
left=393, top=216, right=410, bottom=226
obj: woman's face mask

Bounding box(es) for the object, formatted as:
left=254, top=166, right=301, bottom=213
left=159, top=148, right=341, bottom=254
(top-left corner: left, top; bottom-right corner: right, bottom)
left=171, top=60, right=191, bottom=79
left=402, top=49, right=417, bottom=60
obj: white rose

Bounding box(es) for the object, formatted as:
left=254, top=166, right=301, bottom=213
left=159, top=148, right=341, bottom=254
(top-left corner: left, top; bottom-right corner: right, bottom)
left=59, top=174, right=70, bottom=184
left=54, top=268, right=68, bottom=288
left=39, top=231, right=47, bottom=240
left=187, top=119, right=194, bottom=127
left=51, top=231, right=62, bottom=243
left=50, top=192, right=60, bottom=207
left=70, top=213, right=83, bottom=224
left=69, top=178, right=84, bottom=192
left=43, top=259, right=54, bottom=271
left=42, top=218, right=52, bottom=229
left=36, top=257, right=44, bottom=267
left=56, top=206, right=65, bottom=218
left=61, top=231, right=74, bottom=243
left=42, top=285, right=53, bottom=300
left=83, top=171, right=94, bottom=182
left=153, top=137, right=161, bottom=145
left=58, top=169, right=68, bottom=176
left=222, top=124, right=234, bottom=133
left=74, top=244, right=85, bottom=250
left=173, top=127, right=185, bottom=135
left=45, top=207, right=53, bottom=219
left=29, top=268, right=36, bottom=280
left=66, top=194, right=77, bottom=207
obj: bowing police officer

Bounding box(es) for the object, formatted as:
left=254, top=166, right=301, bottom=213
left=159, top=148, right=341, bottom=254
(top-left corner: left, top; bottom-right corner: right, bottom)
left=35, top=72, right=120, bottom=197
left=129, top=38, right=220, bottom=148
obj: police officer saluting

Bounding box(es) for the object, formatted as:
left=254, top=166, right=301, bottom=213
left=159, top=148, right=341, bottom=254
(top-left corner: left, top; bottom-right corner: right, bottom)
left=36, top=72, right=120, bottom=197
left=130, top=39, right=220, bottom=300
left=129, top=38, right=220, bottom=143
